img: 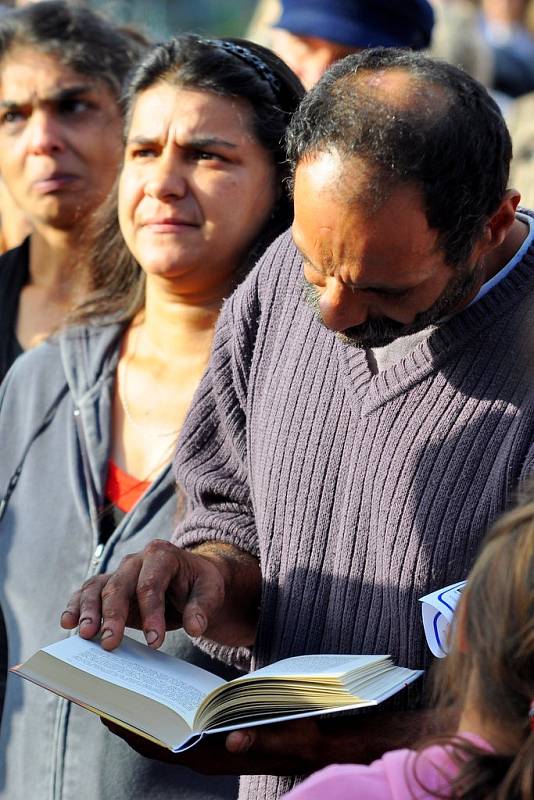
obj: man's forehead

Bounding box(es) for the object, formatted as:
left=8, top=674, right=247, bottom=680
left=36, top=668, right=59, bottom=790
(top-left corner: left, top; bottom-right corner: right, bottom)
left=294, top=150, right=377, bottom=205
left=293, top=160, right=443, bottom=284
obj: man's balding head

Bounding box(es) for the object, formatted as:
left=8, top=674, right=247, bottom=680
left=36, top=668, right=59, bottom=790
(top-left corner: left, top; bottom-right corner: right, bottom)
left=287, top=48, right=512, bottom=270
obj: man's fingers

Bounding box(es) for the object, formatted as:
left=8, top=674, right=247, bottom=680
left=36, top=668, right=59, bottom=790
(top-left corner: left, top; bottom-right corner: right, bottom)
left=60, top=589, right=82, bottom=629
left=180, top=555, right=226, bottom=638
left=225, top=719, right=321, bottom=767
left=62, top=542, right=231, bottom=652
left=225, top=728, right=256, bottom=754
left=63, top=576, right=110, bottom=639
left=99, top=554, right=144, bottom=649
left=135, top=540, right=182, bottom=647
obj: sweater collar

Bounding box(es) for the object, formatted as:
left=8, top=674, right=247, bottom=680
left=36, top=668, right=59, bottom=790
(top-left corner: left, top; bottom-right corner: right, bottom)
left=337, top=231, right=534, bottom=415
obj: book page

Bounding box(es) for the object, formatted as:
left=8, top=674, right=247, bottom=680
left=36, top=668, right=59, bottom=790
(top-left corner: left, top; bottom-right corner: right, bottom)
left=194, top=653, right=391, bottom=729
left=42, top=635, right=225, bottom=726
left=199, top=667, right=423, bottom=734
left=237, top=653, right=387, bottom=680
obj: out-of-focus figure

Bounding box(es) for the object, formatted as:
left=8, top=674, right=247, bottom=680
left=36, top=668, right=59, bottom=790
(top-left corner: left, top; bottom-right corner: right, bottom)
left=430, top=0, right=494, bottom=87
left=247, top=0, right=281, bottom=45
left=506, top=90, right=534, bottom=207
left=492, top=0, right=534, bottom=205
left=480, top=0, right=534, bottom=96
left=0, top=1, right=144, bottom=385
left=270, top=0, right=434, bottom=89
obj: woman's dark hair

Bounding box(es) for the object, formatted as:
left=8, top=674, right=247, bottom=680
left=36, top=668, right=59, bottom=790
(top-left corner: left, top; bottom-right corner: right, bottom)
left=0, top=0, right=146, bottom=102
left=73, top=34, right=304, bottom=325
left=414, top=495, right=534, bottom=799
left=286, top=47, right=513, bottom=270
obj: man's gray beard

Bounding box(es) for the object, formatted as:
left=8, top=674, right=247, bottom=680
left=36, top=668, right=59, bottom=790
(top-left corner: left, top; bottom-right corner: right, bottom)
left=303, top=262, right=484, bottom=349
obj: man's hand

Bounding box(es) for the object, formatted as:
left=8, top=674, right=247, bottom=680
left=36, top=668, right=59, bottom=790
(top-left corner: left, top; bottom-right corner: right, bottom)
left=101, top=708, right=457, bottom=775
left=60, top=539, right=261, bottom=651
left=102, top=717, right=323, bottom=775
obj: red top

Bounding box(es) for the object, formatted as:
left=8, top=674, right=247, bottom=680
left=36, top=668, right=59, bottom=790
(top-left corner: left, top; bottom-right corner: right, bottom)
left=105, top=460, right=151, bottom=513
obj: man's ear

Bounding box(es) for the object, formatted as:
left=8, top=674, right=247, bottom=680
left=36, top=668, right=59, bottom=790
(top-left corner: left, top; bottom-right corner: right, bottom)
left=482, top=189, right=521, bottom=250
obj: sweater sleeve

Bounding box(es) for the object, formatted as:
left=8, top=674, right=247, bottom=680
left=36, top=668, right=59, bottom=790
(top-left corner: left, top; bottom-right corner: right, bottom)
left=171, top=262, right=262, bottom=557
left=518, top=436, right=534, bottom=487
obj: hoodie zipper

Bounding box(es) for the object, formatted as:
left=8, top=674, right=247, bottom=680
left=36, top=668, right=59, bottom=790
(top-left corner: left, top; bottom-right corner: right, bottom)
left=51, top=407, right=106, bottom=800
left=74, top=407, right=104, bottom=573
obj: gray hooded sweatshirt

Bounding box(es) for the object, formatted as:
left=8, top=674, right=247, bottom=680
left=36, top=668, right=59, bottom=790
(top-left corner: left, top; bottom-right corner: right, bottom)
left=0, top=323, right=238, bottom=800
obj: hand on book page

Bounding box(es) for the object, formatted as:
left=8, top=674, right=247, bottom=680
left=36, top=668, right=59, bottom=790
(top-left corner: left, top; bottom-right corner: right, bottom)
left=61, top=539, right=261, bottom=651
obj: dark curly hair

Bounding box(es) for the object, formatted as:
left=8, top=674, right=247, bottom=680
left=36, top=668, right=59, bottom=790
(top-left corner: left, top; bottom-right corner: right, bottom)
left=286, top=48, right=513, bottom=269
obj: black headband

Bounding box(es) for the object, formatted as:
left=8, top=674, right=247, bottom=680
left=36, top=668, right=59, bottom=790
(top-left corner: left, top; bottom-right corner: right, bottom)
left=203, top=39, right=281, bottom=95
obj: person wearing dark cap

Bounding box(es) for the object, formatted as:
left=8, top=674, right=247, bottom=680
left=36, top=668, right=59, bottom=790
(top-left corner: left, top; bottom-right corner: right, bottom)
left=271, top=0, right=434, bottom=88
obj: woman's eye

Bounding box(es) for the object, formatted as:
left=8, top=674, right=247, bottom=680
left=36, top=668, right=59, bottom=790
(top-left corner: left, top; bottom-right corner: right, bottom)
left=0, top=110, right=24, bottom=125
left=59, top=99, right=91, bottom=115
left=131, top=148, right=157, bottom=159
left=190, top=150, right=222, bottom=162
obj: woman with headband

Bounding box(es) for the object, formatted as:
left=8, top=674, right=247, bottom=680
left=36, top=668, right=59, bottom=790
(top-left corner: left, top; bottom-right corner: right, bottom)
left=0, top=35, right=303, bottom=800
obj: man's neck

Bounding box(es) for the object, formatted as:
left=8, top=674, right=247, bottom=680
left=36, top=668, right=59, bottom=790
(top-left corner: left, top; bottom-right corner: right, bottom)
left=451, top=216, right=530, bottom=316
left=482, top=216, right=530, bottom=283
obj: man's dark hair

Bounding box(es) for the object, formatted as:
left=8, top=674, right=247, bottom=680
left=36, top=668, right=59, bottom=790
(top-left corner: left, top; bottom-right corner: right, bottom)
left=286, top=48, right=513, bottom=268
left=0, top=0, right=146, bottom=101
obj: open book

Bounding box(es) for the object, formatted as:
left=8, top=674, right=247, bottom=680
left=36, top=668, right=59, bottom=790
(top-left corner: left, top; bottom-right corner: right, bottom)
left=12, top=635, right=422, bottom=752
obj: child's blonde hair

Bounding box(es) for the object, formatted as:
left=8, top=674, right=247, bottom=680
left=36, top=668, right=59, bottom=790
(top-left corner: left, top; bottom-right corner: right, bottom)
left=429, top=495, right=534, bottom=798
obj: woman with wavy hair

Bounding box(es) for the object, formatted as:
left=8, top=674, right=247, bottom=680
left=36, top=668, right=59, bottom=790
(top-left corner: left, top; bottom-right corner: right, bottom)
left=0, top=34, right=303, bottom=800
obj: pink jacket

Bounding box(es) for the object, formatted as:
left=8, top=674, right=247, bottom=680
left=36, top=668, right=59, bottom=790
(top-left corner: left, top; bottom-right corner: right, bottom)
left=282, top=735, right=491, bottom=800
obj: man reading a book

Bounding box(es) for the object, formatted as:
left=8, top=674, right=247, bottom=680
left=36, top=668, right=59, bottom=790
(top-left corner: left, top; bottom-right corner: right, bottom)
left=63, top=49, right=534, bottom=798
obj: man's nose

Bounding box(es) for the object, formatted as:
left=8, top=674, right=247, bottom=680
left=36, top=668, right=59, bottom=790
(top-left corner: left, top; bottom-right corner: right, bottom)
left=318, top=278, right=369, bottom=332
left=144, top=155, right=187, bottom=202
left=27, top=111, right=66, bottom=156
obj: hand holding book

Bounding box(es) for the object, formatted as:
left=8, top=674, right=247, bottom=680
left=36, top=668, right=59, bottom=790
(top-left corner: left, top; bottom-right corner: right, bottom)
left=12, top=634, right=422, bottom=757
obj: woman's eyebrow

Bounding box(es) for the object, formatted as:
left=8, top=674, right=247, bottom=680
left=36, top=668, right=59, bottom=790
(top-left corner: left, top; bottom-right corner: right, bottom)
left=126, top=135, right=238, bottom=149
left=0, top=84, right=93, bottom=109
left=183, top=136, right=238, bottom=149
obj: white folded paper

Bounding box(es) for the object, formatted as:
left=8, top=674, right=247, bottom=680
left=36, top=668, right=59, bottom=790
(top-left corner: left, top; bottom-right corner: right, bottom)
left=419, top=581, right=466, bottom=658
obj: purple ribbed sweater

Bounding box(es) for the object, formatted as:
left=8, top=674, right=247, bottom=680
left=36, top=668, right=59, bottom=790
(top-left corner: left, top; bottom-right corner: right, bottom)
left=173, top=229, right=534, bottom=799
